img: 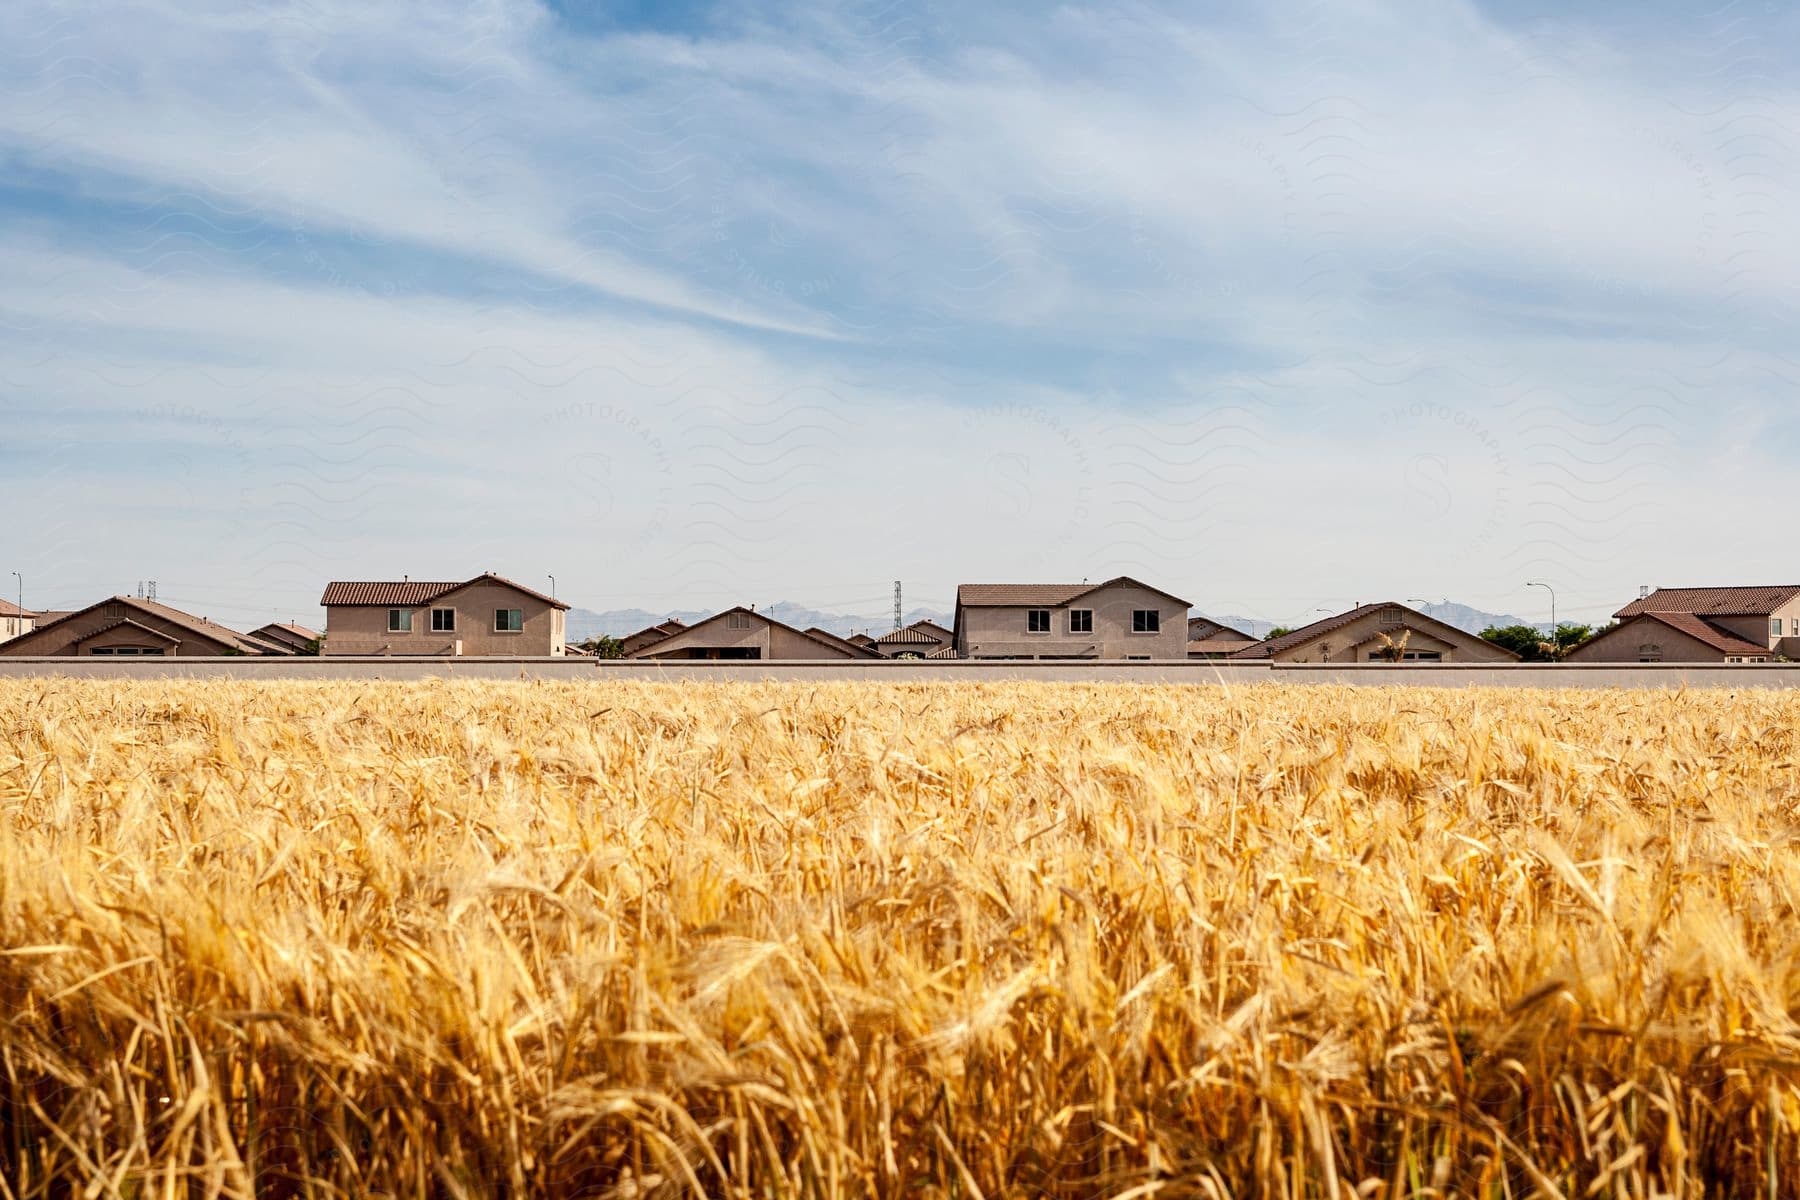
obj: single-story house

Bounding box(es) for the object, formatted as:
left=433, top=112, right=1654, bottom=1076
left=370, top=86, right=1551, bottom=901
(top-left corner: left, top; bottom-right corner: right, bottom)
left=0, top=596, right=276, bottom=656
left=1566, top=585, right=1800, bottom=663
left=1566, top=611, right=1772, bottom=664
left=247, top=621, right=320, bottom=655
left=872, top=619, right=955, bottom=658
left=628, top=607, right=869, bottom=660
left=1233, top=602, right=1518, bottom=664
left=804, top=627, right=884, bottom=658
left=319, top=573, right=568, bottom=656
left=619, top=618, right=688, bottom=657
left=952, top=576, right=1190, bottom=660
left=1187, top=616, right=1257, bottom=659
left=0, top=599, right=37, bottom=645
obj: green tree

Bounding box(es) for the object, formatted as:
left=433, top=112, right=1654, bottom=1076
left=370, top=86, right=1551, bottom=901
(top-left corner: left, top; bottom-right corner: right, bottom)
left=578, top=635, right=625, bottom=659
left=1265, top=626, right=1295, bottom=639
left=1481, top=623, right=1594, bottom=661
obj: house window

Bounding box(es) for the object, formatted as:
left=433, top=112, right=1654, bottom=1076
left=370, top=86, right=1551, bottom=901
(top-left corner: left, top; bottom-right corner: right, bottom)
left=495, top=609, right=524, bottom=632
left=729, top=612, right=751, bottom=629
left=1379, top=607, right=1403, bottom=629
left=1126, top=654, right=1151, bottom=661
left=1773, top=618, right=1784, bottom=638
left=430, top=608, right=455, bottom=632
left=388, top=609, right=412, bottom=632
left=1638, top=644, right=1663, bottom=662
left=1027, top=609, right=1050, bottom=633
left=1132, top=610, right=1160, bottom=633
left=1069, top=609, right=1093, bottom=633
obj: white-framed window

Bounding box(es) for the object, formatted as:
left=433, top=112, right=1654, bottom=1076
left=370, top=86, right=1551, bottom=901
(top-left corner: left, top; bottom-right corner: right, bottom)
left=1773, top=618, right=1784, bottom=638
left=430, top=608, right=455, bottom=632
left=1379, top=607, right=1403, bottom=629
left=1132, top=609, right=1160, bottom=633
left=1027, top=609, right=1050, bottom=633
left=1069, top=609, right=1093, bottom=633
left=495, top=609, right=524, bottom=632
left=387, top=608, right=412, bottom=632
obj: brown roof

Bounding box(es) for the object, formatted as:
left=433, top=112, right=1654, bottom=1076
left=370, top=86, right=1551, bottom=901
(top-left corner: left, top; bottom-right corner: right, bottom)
left=1188, top=616, right=1253, bottom=641
left=1598, top=611, right=1771, bottom=657
left=956, top=576, right=1191, bottom=608
left=256, top=621, right=320, bottom=641
left=0, top=599, right=34, bottom=619
left=320, top=573, right=569, bottom=611
left=847, top=633, right=876, bottom=646
left=876, top=626, right=943, bottom=645
left=1233, top=602, right=1519, bottom=661
left=1616, top=586, right=1800, bottom=619
left=0, top=596, right=269, bottom=655
left=803, top=627, right=882, bottom=658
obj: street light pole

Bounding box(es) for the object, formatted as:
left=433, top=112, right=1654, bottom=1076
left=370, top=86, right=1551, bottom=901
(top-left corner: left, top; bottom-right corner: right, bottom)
left=9, top=572, right=18, bottom=616
left=1526, top=580, right=1556, bottom=645
left=548, top=574, right=556, bottom=599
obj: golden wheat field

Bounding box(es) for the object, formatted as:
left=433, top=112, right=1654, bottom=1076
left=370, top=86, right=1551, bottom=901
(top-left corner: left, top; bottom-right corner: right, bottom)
left=4, top=679, right=1800, bottom=1198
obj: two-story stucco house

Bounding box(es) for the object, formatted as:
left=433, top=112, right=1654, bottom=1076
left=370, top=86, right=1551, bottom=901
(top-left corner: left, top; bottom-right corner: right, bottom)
left=1232, top=602, right=1518, bottom=664
left=951, top=577, right=1190, bottom=660
left=1566, top=585, right=1800, bottom=663
left=319, top=573, right=568, bottom=656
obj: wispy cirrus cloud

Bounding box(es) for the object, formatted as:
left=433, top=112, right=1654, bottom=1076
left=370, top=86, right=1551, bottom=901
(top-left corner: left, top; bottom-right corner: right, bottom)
left=2, top=0, right=1796, bottom=627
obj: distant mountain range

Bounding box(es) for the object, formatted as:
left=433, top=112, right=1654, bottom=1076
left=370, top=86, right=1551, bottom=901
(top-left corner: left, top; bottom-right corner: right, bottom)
left=569, top=599, right=1536, bottom=644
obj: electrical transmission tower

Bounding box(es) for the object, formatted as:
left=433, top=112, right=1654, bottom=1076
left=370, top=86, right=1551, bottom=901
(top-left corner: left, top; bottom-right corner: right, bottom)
left=893, top=581, right=902, bottom=630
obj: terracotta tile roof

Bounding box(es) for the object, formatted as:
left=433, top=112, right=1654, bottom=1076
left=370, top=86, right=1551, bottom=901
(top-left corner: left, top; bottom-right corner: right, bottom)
left=875, top=626, right=942, bottom=645
left=926, top=645, right=959, bottom=659
left=320, top=573, right=568, bottom=610
left=258, top=622, right=320, bottom=640
left=1613, top=611, right=1770, bottom=657
left=1188, top=616, right=1252, bottom=641
left=1616, top=586, right=1800, bottom=619
left=956, top=576, right=1190, bottom=608
left=0, top=599, right=34, bottom=619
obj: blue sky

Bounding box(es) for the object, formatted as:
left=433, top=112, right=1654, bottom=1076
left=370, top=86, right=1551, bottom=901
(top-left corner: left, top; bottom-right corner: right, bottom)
left=2, top=0, right=1795, bottom=629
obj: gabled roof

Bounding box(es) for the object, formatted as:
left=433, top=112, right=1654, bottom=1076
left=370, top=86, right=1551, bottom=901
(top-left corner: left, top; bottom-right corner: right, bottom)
left=1233, top=602, right=1519, bottom=661
left=320, top=573, right=569, bottom=610
left=803, top=627, right=882, bottom=658
left=875, top=626, right=942, bottom=645
left=1616, top=586, right=1800, bottom=619
left=73, top=618, right=181, bottom=646
left=0, top=599, right=34, bottom=619
left=1588, top=611, right=1771, bottom=658
left=956, top=576, right=1191, bottom=608
left=630, top=607, right=864, bottom=659
left=0, top=596, right=269, bottom=655
left=1188, top=615, right=1253, bottom=641
left=847, top=633, right=876, bottom=647
left=255, top=621, right=320, bottom=641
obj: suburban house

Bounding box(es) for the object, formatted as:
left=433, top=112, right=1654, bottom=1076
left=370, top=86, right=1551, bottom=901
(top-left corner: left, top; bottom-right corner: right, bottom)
left=318, top=573, right=568, bottom=656
left=0, top=596, right=278, bottom=656
left=1232, top=602, right=1519, bottom=664
left=1565, top=586, right=1800, bottom=663
left=627, top=607, right=870, bottom=660
left=1187, top=616, right=1257, bottom=659
left=804, top=627, right=884, bottom=658
left=846, top=633, right=876, bottom=649
left=872, top=619, right=955, bottom=658
left=952, top=577, right=1190, bottom=660
left=247, top=622, right=319, bottom=655
left=0, top=599, right=36, bottom=644
left=618, top=618, right=688, bottom=657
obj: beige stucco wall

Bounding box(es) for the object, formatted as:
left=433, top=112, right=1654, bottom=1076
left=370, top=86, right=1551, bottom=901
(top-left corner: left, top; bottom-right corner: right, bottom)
left=1269, top=610, right=1515, bottom=664
left=0, top=615, right=33, bottom=643
left=956, top=584, right=1189, bottom=659
left=1567, top=618, right=1735, bottom=663
left=323, top=582, right=565, bottom=656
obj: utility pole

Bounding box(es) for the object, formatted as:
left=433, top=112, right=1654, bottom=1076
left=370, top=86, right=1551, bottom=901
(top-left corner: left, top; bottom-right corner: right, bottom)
left=893, top=581, right=902, bottom=631
left=548, top=574, right=556, bottom=599
left=9, top=572, right=19, bottom=618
